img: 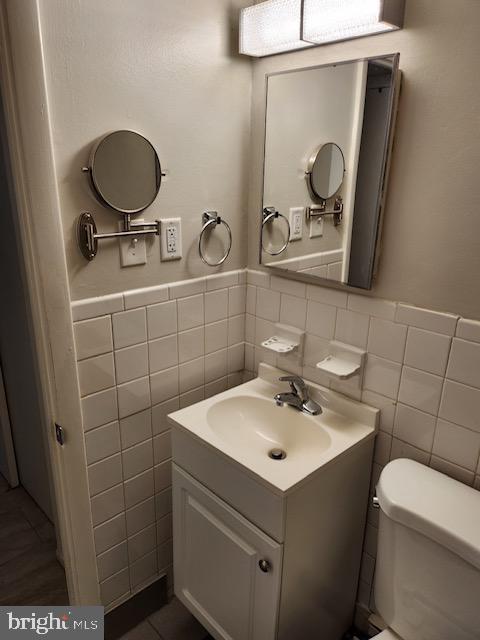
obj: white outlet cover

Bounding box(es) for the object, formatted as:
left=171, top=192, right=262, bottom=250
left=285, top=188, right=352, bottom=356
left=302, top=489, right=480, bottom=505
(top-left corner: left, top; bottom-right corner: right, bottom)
left=160, top=218, right=182, bottom=261
left=309, top=216, right=324, bottom=238
left=118, top=220, right=147, bottom=267
left=289, top=207, right=304, bottom=241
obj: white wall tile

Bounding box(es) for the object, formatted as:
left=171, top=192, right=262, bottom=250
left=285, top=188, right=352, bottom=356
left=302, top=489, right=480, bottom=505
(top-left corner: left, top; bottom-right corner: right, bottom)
left=395, top=304, right=458, bottom=336
left=245, top=314, right=255, bottom=344
left=126, top=497, right=156, bottom=537
left=229, top=285, right=246, bottom=317
left=149, top=335, right=178, bottom=373
left=393, top=404, right=437, bottom=452
left=256, top=287, right=280, bottom=322
left=279, top=294, right=307, bottom=330
left=124, top=285, right=169, bottom=310
left=82, top=388, right=118, bottom=431
left=180, top=386, right=205, bottom=408
left=91, top=484, right=125, bottom=527
left=177, top=294, right=204, bottom=331
left=206, top=272, right=239, bottom=291
left=78, top=353, right=115, bottom=397
left=374, top=432, right=392, bottom=466
left=303, top=334, right=330, bottom=369
left=367, top=318, right=407, bottom=363
left=398, top=367, right=443, bottom=415
left=153, top=432, right=172, bottom=465
left=433, top=419, right=480, bottom=471
left=120, top=409, right=152, bottom=450
left=169, top=277, right=205, bottom=299
left=430, top=457, right=475, bottom=486
left=115, top=343, right=149, bottom=384
left=205, top=321, right=227, bottom=355
left=94, top=513, right=127, bottom=555
left=72, top=294, right=124, bottom=322
left=157, top=539, right=173, bottom=572
left=254, top=317, right=276, bottom=346
left=124, top=469, right=155, bottom=509
left=130, top=550, right=157, bottom=590
left=178, top=327, right=204, bottom=362
left=246, top=269, right=270, bottom=288
left=305, top=301, right=336, bottom=340
left=456, top=318, right=480, bottom=344
left=112, top=308, right=147, bottom=349
left=246, top=285, right=256, bottom=315
left=270, top=275, right=306, bottom=298
left=228, top=344, right=245, bottom=373
left=152, top=398, right=179, bottom=436
left=205, top=289, right=228, bottom=324
left=447, top=338, right=480, bottom=389
left=205, top=377, right=229, bottom=398
left=306, top=284, right=347, bottom=308
left=147, top=301, right=177, bottom=340
left=97, top=541, right=129, bottom=582
left=404, top=328, right=451, bottom=376
left=364, top=356, right=401, bottom=400
left=100, top=567, right=130, bottom=606
left=335, top=309, right=370, bottom=349
left=327, top=262, right=342, bottom=281
left=150, top=367, right=179, bottom=405
left=390, top=438, right=431, bottom=465
left=228, top=315, right=245, bottom=346
left=179, top=358, right=204, bottom=393
left=205, top=349, right=228, bottom=384
left=122, top=440, right=153, bottom=480
left=117, top=377, right=151, bottom=419
left=157, top=514, right=172, bottom=546
left=88, top=454, right=123, bottom=497
left=348, top=295, right=396, bottom=321
left=439, top=380, right=480, bottom=432
left=155, top=487, right=173, bottom=520
left=128, top=524, right=156, bottom=564
left=361, top=391, right=396, bottom=434
left=154, top=461, right=171, bottom=494
left=74, top=316, right=113, bottom=361
left=85, top=421, right=121, bottom=465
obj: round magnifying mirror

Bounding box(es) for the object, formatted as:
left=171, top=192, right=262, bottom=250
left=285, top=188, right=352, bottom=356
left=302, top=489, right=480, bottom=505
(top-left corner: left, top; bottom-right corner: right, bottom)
left=89, top=130, right=161, bottom=214
left=307, top=143, right=345, bottom=200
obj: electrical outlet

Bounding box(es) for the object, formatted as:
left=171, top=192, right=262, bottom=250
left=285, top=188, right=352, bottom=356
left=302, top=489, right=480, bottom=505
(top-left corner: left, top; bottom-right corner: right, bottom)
left=160, top=218, right=182, bottom=260
left=309, top=216, right=324, bottom=238
left=289, top=207, right=304, bottom=241
left=118, top=220, right=147, bottom=267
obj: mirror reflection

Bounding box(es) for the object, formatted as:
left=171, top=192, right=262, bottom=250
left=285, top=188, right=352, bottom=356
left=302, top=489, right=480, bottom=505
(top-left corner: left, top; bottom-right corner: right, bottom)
left=261, top=54, right=400, bottom=290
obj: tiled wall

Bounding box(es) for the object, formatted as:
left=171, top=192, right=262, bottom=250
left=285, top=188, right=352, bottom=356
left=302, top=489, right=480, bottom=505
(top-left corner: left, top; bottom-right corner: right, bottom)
left=72, top=270, right=247, bottom=610
left=243, top=268, right=480, bottom=626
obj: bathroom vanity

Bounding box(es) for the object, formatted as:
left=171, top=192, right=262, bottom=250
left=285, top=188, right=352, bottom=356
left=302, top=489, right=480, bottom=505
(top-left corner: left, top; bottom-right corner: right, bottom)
left=169, top=364, right=378, bottom=640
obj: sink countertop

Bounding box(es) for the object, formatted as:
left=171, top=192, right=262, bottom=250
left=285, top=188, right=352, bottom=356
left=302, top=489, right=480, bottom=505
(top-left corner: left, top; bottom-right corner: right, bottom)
left=168, top=363, right=379, bottom=495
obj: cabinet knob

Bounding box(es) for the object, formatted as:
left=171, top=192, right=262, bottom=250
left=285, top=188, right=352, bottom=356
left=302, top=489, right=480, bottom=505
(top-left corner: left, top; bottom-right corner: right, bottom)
left=258, top=559, right=271, bottom=573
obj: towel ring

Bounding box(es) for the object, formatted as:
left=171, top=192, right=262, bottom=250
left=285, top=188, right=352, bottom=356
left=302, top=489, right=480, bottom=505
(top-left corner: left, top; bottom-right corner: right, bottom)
left=199, top=211, right=232, bottom=267
left=261, top=207, right=291, bottom=256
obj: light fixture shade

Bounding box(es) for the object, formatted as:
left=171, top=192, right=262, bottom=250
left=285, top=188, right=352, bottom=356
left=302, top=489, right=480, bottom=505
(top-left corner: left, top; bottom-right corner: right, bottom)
left=302, top=0, right=405, bottom=45
left=239, top=0, right=312, bottom=57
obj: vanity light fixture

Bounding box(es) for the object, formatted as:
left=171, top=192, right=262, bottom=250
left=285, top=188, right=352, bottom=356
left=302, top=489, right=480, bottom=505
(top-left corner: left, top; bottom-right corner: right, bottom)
left=240, top=0, right=405, bottom=57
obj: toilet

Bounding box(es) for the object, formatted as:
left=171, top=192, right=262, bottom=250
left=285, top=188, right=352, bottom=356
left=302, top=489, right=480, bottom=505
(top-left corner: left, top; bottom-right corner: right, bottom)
left=373, top=459, right=480, bottom=640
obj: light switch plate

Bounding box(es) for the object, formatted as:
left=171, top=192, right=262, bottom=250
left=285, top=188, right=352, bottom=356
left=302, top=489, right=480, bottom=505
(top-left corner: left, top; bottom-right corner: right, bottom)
left=309, top=216, right=324, bottom=238
left=118, top=220, right=147, bottom=267
left=289, top=207, right=304, bottom=241
left=160, top=218, right=182, bottom=261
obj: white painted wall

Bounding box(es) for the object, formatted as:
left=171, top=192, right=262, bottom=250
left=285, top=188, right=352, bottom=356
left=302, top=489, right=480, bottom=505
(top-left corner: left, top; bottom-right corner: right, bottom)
left=248, top=0, right=480, bottom=320
left=38, top=0, right=253, bottom=300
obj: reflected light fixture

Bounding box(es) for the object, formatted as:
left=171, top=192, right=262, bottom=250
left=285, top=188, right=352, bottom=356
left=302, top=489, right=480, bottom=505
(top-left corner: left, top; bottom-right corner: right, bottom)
left=240, top=0, right=406, bottom=57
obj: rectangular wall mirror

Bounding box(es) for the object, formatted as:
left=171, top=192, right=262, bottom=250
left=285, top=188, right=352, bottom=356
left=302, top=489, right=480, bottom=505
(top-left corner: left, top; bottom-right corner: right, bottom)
left=260, top=53, right=401, bottom=290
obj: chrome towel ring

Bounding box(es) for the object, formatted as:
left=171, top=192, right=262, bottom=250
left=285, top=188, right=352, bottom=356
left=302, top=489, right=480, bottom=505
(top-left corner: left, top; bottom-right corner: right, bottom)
left=199, top=211, right=232, bottom=267
left=261, top=207, right=291, bottom=256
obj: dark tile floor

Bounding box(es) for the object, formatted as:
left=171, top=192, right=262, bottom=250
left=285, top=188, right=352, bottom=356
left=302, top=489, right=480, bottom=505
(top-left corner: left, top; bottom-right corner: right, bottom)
left=0, top=473, right=68, bottom=605
left=119, top=597, right=213, bottom=640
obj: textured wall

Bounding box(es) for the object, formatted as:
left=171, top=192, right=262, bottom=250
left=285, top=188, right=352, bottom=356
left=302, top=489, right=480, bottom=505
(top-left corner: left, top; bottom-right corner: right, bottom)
left=38, top=0, right=252, bottom=300
left=248, top=0, right=480, bottom=320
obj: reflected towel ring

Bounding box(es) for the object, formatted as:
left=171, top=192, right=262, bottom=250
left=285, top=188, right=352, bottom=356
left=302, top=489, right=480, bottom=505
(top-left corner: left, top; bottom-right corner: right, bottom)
left=199, top=211, right=232, bottom=267
left=261, top=207, right=291, bottom=256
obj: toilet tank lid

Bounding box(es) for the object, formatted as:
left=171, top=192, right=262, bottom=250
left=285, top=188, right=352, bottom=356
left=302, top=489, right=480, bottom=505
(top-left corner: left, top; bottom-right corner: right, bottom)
left=377, top=459, right=480, bottom=570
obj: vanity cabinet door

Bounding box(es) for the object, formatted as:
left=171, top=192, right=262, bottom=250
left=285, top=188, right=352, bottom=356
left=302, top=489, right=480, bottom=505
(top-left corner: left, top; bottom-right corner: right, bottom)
left=173, top=464, right=283, bottom=640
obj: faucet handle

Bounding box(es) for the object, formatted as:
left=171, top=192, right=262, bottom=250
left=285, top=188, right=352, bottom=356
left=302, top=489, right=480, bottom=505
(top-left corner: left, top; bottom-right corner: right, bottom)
left=279, top=375, right=308, bottom=397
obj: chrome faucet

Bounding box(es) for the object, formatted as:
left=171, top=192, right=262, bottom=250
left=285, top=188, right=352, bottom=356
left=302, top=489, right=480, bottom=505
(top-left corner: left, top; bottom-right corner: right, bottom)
left=274, top=375, right=322, bottom=416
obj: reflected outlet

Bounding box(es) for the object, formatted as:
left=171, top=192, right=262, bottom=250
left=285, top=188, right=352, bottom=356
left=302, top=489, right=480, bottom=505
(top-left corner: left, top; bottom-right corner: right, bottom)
left=289, top=207, right=304, bottom=241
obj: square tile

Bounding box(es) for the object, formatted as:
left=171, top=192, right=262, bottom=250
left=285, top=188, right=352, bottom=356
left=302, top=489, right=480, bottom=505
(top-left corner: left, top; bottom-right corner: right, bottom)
left=122, top=440, right=154, bottom=480
left=180, top=387, right=205, bottom=408
left=364, top=356, right=402, bottom=400
left=82, top=388, right=118, bottom=431
left=149, top=335, right=178, bottom=373
left=395, top=304, right=458, bottom=336
left=130, top=550, right=158, bottom=590
left=335, top=309, right=369, bottom=348
left=154, top=460, right=172, bottom=494
left=124, top=469, right=155, bottom=509
left=157, top=513, right=173, bottom=546
left=128, top=524, right=156, bottom=564
left=78, top=353, right=115, bottom=396
left=280, top=294, right=308, bottom=330
left=155, top=488, right=173, bottom=520
left=120, top=409, right=152, bottom=450
left=398, top=367, right=443, bottom=415
left=433, top=419, right=480, bottom=471
left=153, top=432, right=172, bottom=465
left=447, top=338, right=480, bottom=389
left=85, top=421, right=121, bottom=465
left=246, top=269, right=270, bottom=288
left=254, top=317, right=276, bottom=346
left=246, top=285, right=256, bottom=315
left=305, top=301, right=337, bottom=339
left=205, top=349, right=228, bottom=384
left=157, top=539, right=173, bottom=572
left=306, top=284, right=347, bottom=308
left=229, top=286, right=246, bottom=317
left=126, top=498, right=155, bottom=537
left=430, top=457, right=475, bottom=485
left=74, top=316, right=113, bottom=361
left=112, top=308, right=147, bottom=350
left=205, top=321, right=227, bottom=355
left=147, top=301, right=177, bottom=340
left=178, top=327, right=204, bottom=363
left=456, top=319, right=480, bottom=344
left=439, top=380, right=480, bottom=432
left=177, top=294, right=204, bottom=332
left=115, top=344, right=149, bottom=385
left=270, top=276, right=306, bottom=298
left=404, top=328, right=451, bottom=376
left=91, top=484, right=125, bottom=527
left=374, top=432, right=392, bottom=466
left=94, top=513, right=127, bottom=555
left=117, top=377, right=151, bottom=419
left=361, top=390, right=396, bottom=434
left=348, top=295, right=396, bottom=321
left=228, top=344, right=245, bottom=373
left=393, top=403, right=437, bottom=452
left=100, top=567, right=130, bottom=607
left=205, top=289, right=228, bottom=324
left=152, top=397, right=179, bottom=436
left=205, top=377, right=229, bottom=398
left=390, top=438, right=431, bottom=465
left=303, top=334, right=329, bottom=368
left=179, top=358, right=204, bottom=393
left=228, top=315, right=245, bottom=346
left=245, top=313, right=255, bottom=344
left=150, top=368, right=179, bottom=405
left=368, top=318, right=407, bottom=363
left=97, top=541, right=128, bottom=582
left=256, top=287, right=280, bottom=322
left=88, top=454, right=123, bottom=497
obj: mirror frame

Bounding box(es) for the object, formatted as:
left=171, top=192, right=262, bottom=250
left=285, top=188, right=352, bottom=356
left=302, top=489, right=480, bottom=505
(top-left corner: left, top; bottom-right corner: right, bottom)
left=306, top=142, right=345, bottom=201
left=88, top=129, right=162, bottom=215
left=259, top=53, right=401, bottom=292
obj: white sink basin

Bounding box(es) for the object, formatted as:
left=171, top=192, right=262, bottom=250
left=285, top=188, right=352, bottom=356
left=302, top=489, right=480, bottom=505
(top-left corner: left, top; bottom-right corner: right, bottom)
left=168, top=363, right=378, bottom=494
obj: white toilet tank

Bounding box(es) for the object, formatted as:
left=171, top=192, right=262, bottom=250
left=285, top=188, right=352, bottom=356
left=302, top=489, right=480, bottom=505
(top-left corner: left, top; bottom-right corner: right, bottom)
left=374, top=459, right=480, bottom=640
